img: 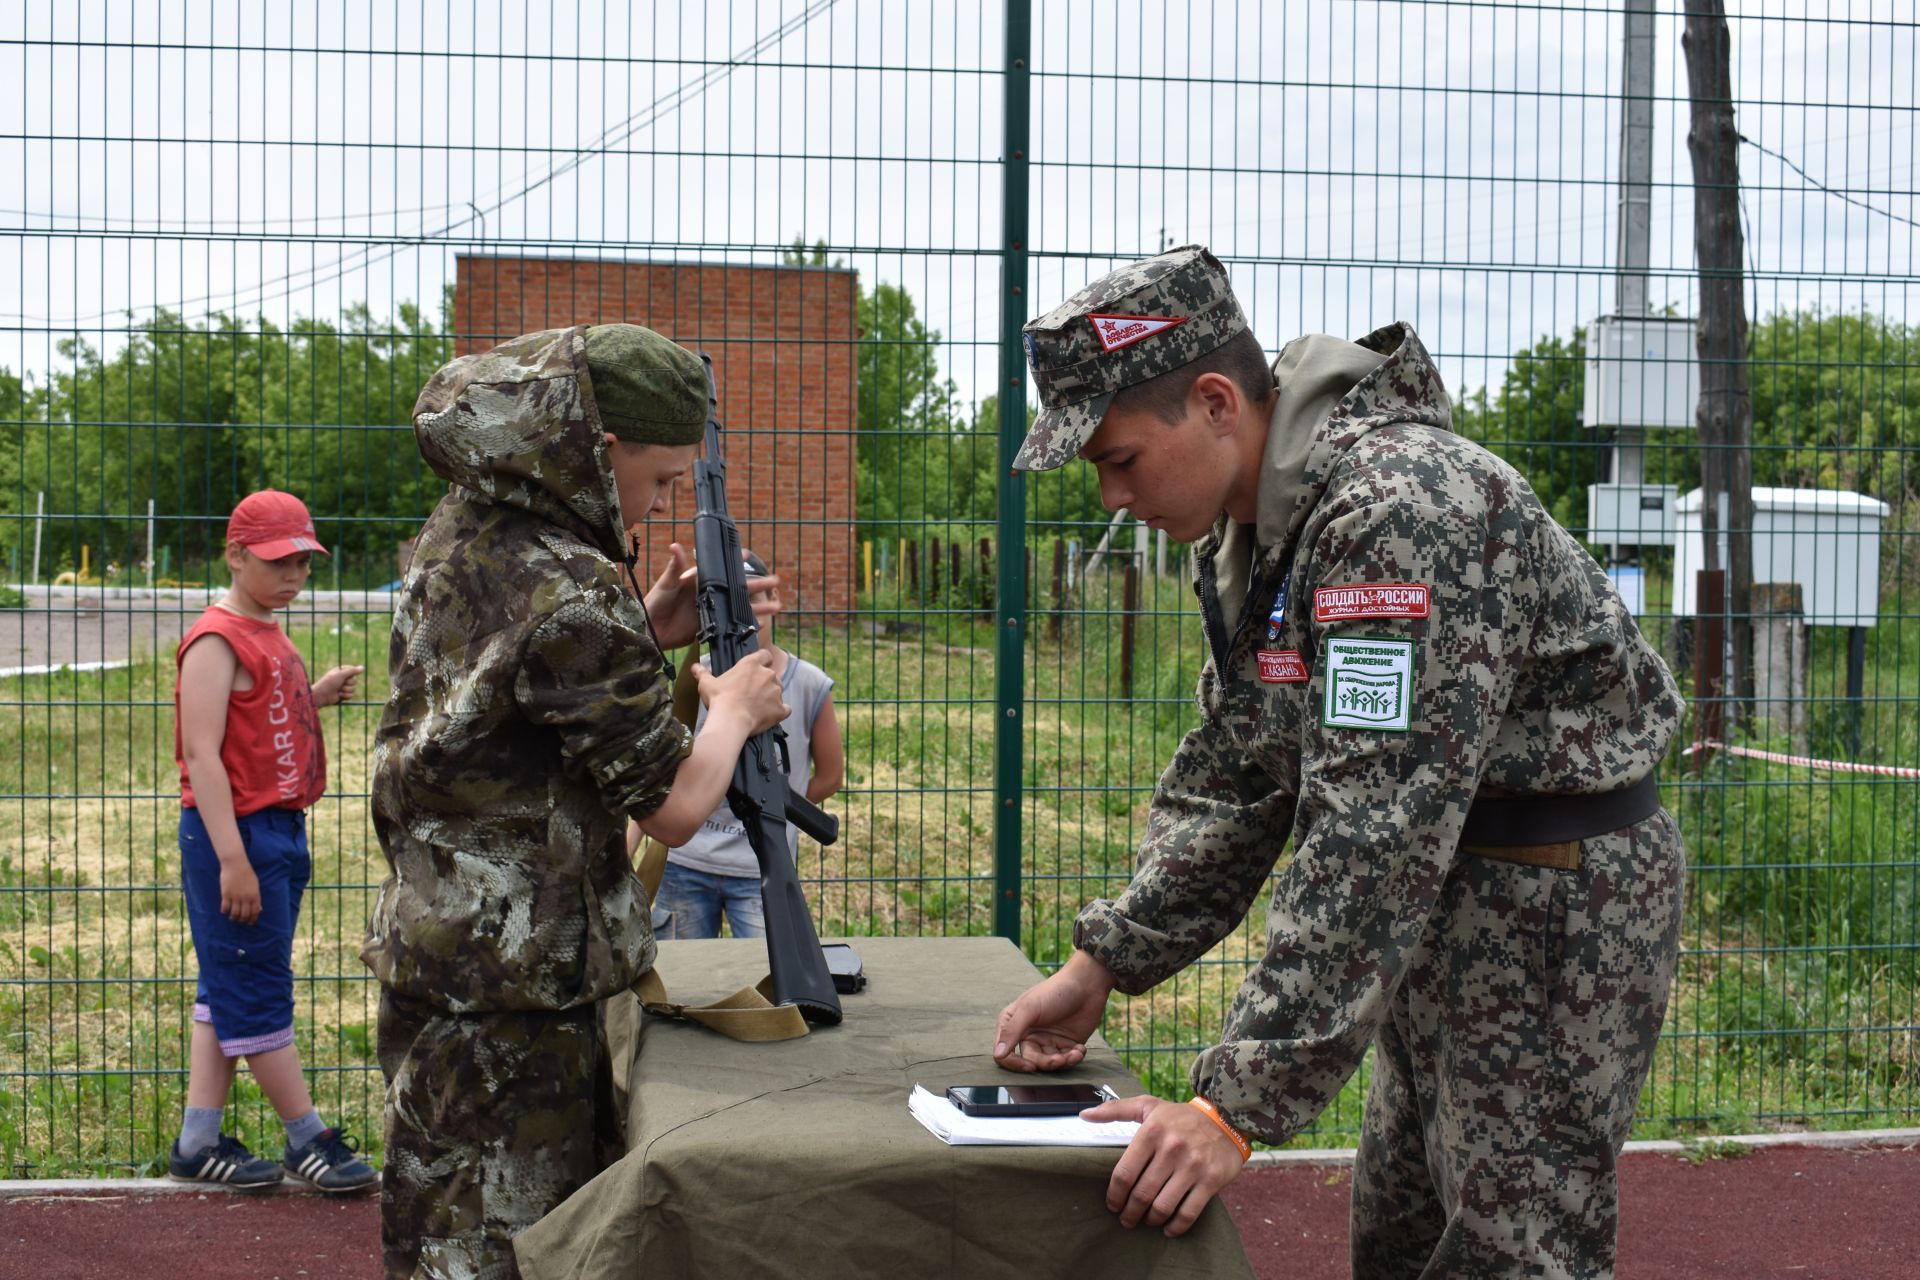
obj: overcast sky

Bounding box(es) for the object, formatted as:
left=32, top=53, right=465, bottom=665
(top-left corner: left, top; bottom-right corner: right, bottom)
left=2, top=0, right=1914, bottom=410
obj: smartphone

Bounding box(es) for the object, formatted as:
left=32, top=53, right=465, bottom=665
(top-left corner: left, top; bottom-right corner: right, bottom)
left=945, top=1083, right=1117, bottom=1117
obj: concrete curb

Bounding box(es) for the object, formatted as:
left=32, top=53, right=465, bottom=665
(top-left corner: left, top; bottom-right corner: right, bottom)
left=4, top=1128, right=1914, bottom=1192
left=0, top=1174, right=381, bottom=1197
left=1243, top=1126, right=1920, bottom=1170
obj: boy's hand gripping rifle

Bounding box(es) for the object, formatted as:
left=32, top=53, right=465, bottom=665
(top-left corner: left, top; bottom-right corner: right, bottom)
left=690, top=354, right=842, bottom=1026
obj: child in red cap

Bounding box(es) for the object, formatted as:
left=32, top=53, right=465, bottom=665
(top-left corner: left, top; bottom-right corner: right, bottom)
left=168, top=489, right=376, bottom=1192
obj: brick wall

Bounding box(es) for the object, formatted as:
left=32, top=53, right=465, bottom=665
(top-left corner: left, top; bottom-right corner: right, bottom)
left=454, top=254, right=858, bottom=620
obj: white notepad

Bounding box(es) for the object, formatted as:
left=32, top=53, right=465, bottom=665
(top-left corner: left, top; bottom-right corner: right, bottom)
left=907, top=1084, right=1142, bottom=1147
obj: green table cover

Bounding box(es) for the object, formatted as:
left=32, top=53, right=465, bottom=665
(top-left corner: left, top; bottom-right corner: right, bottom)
left=514, top=935, right=1253, bottom=1279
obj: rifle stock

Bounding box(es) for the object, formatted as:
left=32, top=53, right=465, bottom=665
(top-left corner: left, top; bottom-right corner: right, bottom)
left=689, top=354, right=842, bottom=1026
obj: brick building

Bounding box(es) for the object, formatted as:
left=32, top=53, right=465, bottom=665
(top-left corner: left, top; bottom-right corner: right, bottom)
left=453, top=254, right=859, bottom=619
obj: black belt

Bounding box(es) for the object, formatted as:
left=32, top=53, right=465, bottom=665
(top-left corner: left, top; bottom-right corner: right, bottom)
left=1460, top=774, right=1662, bottom=848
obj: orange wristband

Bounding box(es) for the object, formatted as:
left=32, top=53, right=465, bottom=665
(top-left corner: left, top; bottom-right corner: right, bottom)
left=1188, top=1096, right=1252, bottom=1162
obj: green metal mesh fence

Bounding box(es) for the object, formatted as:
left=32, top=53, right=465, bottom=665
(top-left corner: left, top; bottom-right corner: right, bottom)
left=1, top=1, right=1914, bottom=1175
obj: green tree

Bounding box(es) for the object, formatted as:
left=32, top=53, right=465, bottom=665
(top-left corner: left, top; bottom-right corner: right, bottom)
left=16, top=293, right=455, bottom=585
left=782, top=237, right=964, bottom=541
left=855, top=281, right=959, bottom=539
left=1452, top=328, right=1610, bottom=532
left=0, top=364, right=39, bottom=573
left=1454, top=310, right=1920, bottom=540
left=27, top=311, right=261, bottom=572
left=241, top=299, right=452, bottom=573
left=1750, top=309, right=1920, bottom=498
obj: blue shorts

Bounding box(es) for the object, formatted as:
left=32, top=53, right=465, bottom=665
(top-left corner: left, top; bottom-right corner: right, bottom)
left=180, top=806, right=310, bottom=1058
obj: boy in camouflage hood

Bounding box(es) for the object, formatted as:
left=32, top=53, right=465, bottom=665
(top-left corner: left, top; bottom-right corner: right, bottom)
left=365, top=324, right=788, bottom=1279
left=994, top=247, right=1685, bottom=1278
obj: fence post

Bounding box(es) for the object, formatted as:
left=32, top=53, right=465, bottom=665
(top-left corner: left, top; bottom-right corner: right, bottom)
left=1121, top=560, right=1139, bottom=697
left=991, top=0, right=1032, bottom=943
left=1692, top=568, right=1726, bottom=774
left=1846, top=625, right=1867, bottom=756
left=1049, top=538, right=1065, bottom=641
left=1751, top=582, right=1806, bottom=748
left=978, top=537, right=995, bottom=621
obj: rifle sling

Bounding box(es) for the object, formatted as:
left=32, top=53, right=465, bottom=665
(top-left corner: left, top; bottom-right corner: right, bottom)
left=632, top=967, right=810, bottom=1042
left=633, top=830, right=811, bottom=1043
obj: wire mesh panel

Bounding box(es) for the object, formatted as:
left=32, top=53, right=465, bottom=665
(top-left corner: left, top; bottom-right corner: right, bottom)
left=1021, top=0, right=1917, bottom=1141
left=0, top=0, right=1914, bottom=1176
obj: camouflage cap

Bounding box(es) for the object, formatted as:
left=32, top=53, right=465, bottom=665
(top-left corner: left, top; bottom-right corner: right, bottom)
left=582, top=324, right=707, bottom=446
left=1013, top=245, right=1247, bottom=471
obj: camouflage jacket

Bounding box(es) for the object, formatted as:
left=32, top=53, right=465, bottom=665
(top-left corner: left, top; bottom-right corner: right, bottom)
left=362, top=327, right=691, bottom=1014
left=1073, top=322, right=1683, bottom=1144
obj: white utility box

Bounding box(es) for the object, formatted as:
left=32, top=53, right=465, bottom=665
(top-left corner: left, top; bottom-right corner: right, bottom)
left=1582, top=315, right=1699, bottom=429
left=1672, top=487, right=1890, bottom=626
left=1587, top=483, right=1679, bottom=545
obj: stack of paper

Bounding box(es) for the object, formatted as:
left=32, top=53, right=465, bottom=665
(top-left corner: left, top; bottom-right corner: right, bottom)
left=907, top=1084, right=1141, bottom=1147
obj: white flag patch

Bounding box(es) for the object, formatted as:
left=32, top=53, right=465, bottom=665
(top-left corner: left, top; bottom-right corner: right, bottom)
left=1322, top=636, right=1416, bottom=732
left=1088, top=313, right=1186, bottom=352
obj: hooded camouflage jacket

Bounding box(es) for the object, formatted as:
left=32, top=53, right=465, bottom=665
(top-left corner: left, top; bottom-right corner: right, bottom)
left=1074, top=322, right=1682, bottom=1144
left=363, top=327, right=691, bottom=1014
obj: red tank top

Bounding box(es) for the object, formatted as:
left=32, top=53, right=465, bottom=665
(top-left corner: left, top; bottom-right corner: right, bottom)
left=174, top=605, right=328, bottom=815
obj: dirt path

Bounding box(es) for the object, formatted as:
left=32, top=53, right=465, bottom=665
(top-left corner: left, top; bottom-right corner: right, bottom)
left=3, top=1142, right=1913, bottom=1278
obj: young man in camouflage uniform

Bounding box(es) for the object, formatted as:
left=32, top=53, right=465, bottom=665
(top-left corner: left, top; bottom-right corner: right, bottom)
left=993, top=246, right=1686, bottom=1279
left=364, top=324, right=789, bottom=1279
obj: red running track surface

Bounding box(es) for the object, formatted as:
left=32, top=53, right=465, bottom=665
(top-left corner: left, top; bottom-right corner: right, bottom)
left=1, top=1142, right=1913, bottom=1279
left=1221, top=1142, right=1919, bottom=1280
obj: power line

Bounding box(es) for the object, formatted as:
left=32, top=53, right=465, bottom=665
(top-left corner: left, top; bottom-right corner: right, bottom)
left=1740, top=132, right=1920, bottom=232
left=2, top=0, right=840, bottom=329
left=0, top=203, right=468, bottom=230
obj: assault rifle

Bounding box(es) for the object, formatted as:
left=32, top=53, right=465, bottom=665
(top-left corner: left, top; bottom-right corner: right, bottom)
left=690, top=354, right=843, bottom=1025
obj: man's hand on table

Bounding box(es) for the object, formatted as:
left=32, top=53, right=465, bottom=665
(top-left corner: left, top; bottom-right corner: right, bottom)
left=1080, top=1094, right=1247, bottom=1238
left=992, top=948, right=1116, bottom=1072
left=994, top=949, right=1242, bottom=1237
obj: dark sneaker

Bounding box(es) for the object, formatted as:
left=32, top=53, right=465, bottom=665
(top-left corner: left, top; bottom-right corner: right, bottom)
left=282, top=1126, right=378, bottom=1194
left=168, top=1133, right=285, bottom=1189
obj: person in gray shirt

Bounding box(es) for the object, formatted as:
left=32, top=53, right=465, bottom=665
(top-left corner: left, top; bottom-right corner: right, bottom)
left=653, top=549, right=844, bottom=938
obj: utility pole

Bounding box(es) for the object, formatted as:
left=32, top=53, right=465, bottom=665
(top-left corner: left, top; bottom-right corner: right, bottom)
left=1683, top=0, right=1756, bottom=719
left=1605, top=0, right=1656, bottom=566
left=1616, top=0, right=1655, bottom=322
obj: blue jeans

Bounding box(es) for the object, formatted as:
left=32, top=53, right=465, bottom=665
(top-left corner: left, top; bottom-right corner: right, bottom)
left=655, top=861, right=765, bottom=939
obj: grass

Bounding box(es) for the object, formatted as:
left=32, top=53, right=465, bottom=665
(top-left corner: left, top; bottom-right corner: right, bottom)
left=0, top=609, right=389, bottom=1176
left=1678, top=1137, right=1755, bottom=1164
left=0, top=571, right=1915, bottom=1174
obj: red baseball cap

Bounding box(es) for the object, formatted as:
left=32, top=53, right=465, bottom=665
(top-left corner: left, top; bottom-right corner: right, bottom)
left=227, top=490, right=329, bottom=559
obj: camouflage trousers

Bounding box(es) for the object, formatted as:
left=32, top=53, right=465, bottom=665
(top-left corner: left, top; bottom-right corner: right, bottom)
left=377, top=990, right=624, bottom=1280
left=1350, top=808, right=1686, bottom=1280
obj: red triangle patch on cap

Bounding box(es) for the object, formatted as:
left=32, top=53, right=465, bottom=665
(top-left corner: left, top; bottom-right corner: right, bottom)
left=1088, top=313, right=1186, bottom=353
